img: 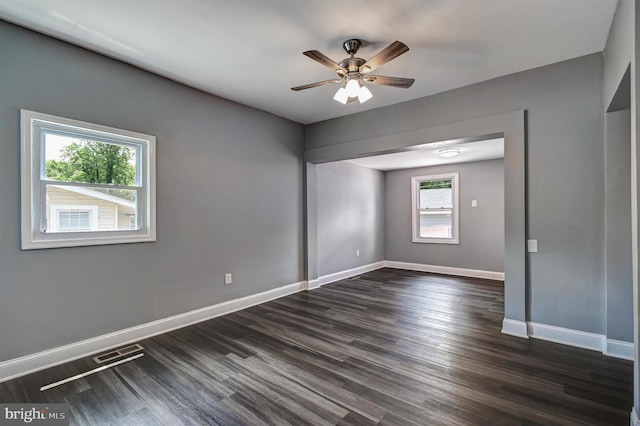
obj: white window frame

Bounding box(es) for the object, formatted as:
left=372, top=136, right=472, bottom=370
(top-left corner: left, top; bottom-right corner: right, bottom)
left=50, top=205, right=99, bottom=233
left=21, top=110, right=156, bottom=249
left=411, top=172, right=459, bottom=244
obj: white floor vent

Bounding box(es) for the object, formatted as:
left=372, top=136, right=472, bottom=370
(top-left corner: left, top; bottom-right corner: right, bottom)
left=92, top=343, right=144, bottom=364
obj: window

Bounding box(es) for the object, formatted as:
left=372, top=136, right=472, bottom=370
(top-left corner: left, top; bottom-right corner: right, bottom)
left=411, top=173, right=459, bottom=244
left=49, top=205, right=98, bottom=233
left=21, top=110, right=156, bottom=249
left=59, top=210, right=91, bottom=231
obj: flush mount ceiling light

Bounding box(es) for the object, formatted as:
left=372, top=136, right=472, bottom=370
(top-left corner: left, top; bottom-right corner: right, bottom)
left=438, top=148, right=461, bottom=158
left=292, top=39, right=415, bottom=105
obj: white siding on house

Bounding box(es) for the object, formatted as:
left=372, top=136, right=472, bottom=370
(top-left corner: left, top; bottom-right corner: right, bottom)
left=97, top=205, right=116, bottom=229
left=46, top=186, right=133, bottom=232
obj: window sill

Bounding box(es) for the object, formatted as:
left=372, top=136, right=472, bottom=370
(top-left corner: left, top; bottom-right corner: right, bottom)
left=412, top=238, right=459, bottom=244
left=21, top=231, right=156, bottom=250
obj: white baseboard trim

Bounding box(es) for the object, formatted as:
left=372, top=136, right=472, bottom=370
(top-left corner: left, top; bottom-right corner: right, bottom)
left=527, top=322, right=604, bottom=352
left=605, top=339, right=634, bottom=361
left=501, top=319, right=529, bottom=338
left=307, top=279, right=321, bottom=290
left=317, top=261, right=385, bottom=286
left=0, top=281, right=306, bottom=384
left=631, top=407, right=638, bottom=426
left=503, top=320, right=634, bottom=362
left=384, top=260, right=504, bottom=281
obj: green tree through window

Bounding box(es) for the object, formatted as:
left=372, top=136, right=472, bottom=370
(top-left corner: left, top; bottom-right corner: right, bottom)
left=46, top=140, right=136, bottom=186
left=420, top=179, right=452, bottom=190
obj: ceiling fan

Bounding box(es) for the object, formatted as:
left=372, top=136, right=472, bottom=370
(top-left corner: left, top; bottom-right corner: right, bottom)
left=291, top=39, right=415, bottom=104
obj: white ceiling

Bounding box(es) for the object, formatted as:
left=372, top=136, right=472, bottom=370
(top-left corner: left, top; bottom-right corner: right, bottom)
left=0, top=0, right=618, bottom=124
left=345, top=137, right=504, bottom=171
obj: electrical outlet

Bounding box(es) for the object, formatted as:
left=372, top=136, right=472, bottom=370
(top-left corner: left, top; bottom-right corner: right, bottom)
left=224, top=273, right=232, bottom=285
left=356, top=249, right=360, bottom=257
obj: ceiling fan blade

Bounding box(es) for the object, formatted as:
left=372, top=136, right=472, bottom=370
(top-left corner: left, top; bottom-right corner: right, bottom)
left=364, top=75, right=415, bottom=88
left=291, top=79, right=342, bottom=91
left=303, top=50, right=347, bottom=76
left=360, top=41, right=409, bottom=74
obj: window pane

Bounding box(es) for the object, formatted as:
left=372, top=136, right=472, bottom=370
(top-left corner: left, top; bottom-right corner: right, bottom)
left=44, top=132, right=137, bottom=186
left=46, top=184, right=137, bottom=232
left=58, top=210, right=91, bottom=231
left=419, top=182, right=452, bottom=209
left=419, top=211, right=452, bottom=238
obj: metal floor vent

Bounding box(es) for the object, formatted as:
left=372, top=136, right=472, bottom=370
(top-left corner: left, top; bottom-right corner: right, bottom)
left=93, top=343, right=144, bottom=365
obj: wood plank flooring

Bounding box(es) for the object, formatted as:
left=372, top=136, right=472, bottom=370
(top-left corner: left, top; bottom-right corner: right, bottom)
left=0, top=268, right=633, bottom=425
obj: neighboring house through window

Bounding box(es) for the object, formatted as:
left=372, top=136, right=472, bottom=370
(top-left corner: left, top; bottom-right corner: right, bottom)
left=411, top=172, right=459, bottom=244
left=21, top=110, right=156, bottom=249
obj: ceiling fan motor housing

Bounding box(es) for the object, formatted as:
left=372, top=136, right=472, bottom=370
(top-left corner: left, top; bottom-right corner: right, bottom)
left=339, top=57, right=366, bottom=73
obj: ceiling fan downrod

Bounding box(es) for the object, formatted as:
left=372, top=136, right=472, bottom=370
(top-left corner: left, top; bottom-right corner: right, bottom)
left=339, top=39, right=366, bottom=75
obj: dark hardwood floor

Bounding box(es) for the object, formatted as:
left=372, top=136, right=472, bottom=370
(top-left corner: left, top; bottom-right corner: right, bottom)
left=0, top=268, right=633, bottom=425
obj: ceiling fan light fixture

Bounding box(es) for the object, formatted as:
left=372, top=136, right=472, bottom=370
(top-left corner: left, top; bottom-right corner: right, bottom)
left=292, top=39, right=413, bottom=106
left=345, top=78, right=360, bottom=97
left=438, top=148, right=461, bottom=158
left=358, top=85, right=373, bottom=103
left=333, top=87, right=349, bottom=104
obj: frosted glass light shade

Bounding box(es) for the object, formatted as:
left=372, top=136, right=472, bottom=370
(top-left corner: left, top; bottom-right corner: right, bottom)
left=333, top=87, right=349, bottom=104
left=345, top=79, right=360, bottom=97
left=358, top=85, right=373, bottom=103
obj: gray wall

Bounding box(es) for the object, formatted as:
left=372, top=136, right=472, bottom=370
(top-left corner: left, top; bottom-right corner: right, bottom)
left=316, top=162, right=384, bottom=277
left=0, top=21, right=304, bottom=361
left=385, top=159, right=504, bottom=273
left=605, top=109, right=633, bottom=342
left=306, top=54, right=605, bottom=333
